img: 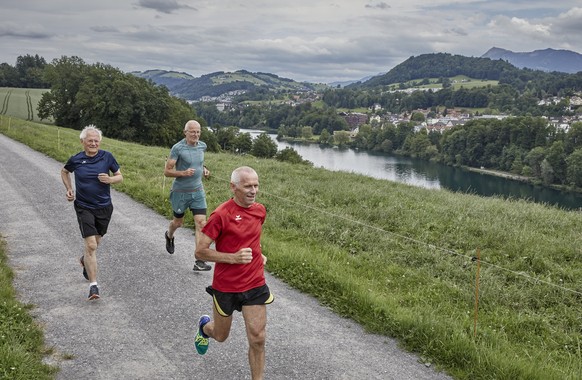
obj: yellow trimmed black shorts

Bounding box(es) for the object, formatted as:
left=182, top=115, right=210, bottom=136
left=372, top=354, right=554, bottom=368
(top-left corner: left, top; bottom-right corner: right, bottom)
left=206, top=284, right=274, bottom=317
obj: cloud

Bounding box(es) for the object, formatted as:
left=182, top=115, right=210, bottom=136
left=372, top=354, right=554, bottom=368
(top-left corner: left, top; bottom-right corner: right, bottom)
left=136, top=0, right=196, bottom=14
left=554, top=7, right=582, bottom=34
left=90, top=26, right=120, bottom=33
left=365, top=2, right=390, bottom=10
left=0, top=2, right=581, bottom=83
left=0, top=23, right=50, bottom=39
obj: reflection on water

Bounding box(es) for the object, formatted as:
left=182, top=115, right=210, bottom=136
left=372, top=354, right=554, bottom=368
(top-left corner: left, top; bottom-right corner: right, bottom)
left=242, top=130, right=582, bottom=210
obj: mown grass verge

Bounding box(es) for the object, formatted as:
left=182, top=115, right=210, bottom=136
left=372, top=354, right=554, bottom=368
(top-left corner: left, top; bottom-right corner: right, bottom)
left=1, top=117, right=581, bottom=380
left=0, top=237, right=57, bottom=379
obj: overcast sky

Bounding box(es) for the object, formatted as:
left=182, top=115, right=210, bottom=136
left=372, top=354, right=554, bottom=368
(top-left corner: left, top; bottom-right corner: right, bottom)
left=1, top=1, right=581, bottom=83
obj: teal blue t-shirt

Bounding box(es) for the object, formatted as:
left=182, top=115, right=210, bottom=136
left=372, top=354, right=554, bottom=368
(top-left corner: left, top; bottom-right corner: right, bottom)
left=169, top=139, right=207, bottom=192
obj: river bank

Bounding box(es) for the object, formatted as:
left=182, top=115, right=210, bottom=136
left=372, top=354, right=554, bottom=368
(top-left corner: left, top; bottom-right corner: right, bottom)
left=465, top=166, right=530, bottom=182
left=465, top=166, right=582, bottom=196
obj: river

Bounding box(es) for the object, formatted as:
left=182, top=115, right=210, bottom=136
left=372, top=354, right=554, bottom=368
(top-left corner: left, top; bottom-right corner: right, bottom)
left=243, top=130, right=582, bottom=211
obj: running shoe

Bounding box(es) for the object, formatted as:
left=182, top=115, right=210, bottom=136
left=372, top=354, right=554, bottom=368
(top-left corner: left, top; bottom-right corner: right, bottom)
left=165, top=231, right=175, bottom=254
left=193, top=260, right=211, bottom=271
left=195, top=315, right=211, bottom=355
left=88, top=285, right=100, bottom=300
left=79, top=256, right=88, bottom=280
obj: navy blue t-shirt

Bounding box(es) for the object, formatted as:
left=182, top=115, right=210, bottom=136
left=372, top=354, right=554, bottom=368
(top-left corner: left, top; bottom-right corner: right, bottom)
left=64, top=150, right=120, bottom=209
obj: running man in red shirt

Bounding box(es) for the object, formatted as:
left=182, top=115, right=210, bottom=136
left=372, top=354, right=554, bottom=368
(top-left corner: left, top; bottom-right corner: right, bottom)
left=194, top=166, right=273, bottom=380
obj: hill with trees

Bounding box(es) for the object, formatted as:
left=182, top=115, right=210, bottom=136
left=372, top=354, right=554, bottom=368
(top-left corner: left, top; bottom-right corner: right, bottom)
left=350, top=53, right=518, bottom=88
left=132, top=69, right=327, bottom=100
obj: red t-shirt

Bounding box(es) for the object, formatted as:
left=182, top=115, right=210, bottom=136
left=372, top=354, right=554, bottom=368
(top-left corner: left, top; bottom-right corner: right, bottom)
left=202, top=198, right=266, bottom=292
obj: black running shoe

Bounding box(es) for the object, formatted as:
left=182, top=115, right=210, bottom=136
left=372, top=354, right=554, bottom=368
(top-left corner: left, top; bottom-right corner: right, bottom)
left=193, top=260, right=211, bottom=271
left=88, top=285, right=100, bottom=300
left=165, top=231, right=175, bottom=254
left=79, top=256, right=88, bottom=280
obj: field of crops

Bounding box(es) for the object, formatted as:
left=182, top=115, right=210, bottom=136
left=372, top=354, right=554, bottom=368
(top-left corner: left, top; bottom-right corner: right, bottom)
left=0, top=87, right=48, bottom=122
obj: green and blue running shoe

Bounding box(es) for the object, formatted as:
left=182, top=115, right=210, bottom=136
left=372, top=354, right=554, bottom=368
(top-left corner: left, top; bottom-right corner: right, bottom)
left=195, top=315, right=211, bottom=355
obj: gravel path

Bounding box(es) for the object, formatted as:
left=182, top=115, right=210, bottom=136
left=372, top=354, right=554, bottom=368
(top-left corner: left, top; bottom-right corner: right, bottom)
left=0, top=134, right=452, bottom=380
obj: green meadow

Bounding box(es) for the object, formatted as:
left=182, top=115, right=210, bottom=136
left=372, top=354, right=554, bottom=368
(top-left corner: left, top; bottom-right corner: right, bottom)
left=0, top=87, right=48, bottom=122
left=1, top=117, right=581, bottom=380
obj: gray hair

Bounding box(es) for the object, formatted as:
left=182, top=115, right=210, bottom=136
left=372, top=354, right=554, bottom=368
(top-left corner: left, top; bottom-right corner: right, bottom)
left=79, top=125, right=103, bottom=141
left=184, top=120, right=201, bottom=131
left=231, top=166, right=257, bottom=185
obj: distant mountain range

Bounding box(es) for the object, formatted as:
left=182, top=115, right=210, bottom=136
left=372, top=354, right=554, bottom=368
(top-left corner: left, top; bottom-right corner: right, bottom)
left=131, top=69, right=326, bottom=101
left=132, top=47, right=582, bottom=99
left=481, top=47, right=582, bottom=74
left=328, top=74, right=378, bottom=88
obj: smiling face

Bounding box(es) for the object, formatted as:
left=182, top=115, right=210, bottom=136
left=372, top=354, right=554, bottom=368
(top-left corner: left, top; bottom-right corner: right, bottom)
left=231, top=169, right=259, bottom=208
left=184, top=121, right=201, bottom=146
left=81, top=130, right=101, bottom=157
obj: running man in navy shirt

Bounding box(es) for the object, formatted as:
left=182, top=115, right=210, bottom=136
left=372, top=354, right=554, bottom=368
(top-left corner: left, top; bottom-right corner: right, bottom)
left=61, top=125, right=123, bottom=300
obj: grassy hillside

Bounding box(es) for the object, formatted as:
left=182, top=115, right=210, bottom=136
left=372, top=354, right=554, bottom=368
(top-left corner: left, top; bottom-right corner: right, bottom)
left=1, top=117, right=581, bottom=379
left=0, top=87, right=48, bottom=122
left=404, top=75, right=499, bottom=90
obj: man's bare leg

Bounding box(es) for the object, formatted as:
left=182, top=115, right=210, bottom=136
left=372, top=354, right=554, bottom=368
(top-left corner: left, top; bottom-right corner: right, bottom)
left=242, top=305, right=267, bottom=380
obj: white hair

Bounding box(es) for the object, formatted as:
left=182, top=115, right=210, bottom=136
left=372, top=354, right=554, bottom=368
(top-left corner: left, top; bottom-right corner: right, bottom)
left=184, top=120, right=201, bottom=131
left=79, top=125, right=102, bottom=141
left=231, top=166, right=257, bottom=185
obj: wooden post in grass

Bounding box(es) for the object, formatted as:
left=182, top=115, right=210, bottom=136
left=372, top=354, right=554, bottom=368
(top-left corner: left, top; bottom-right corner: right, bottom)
left=57, top=128, right=60, bottom=150
left=473, top=247, right=481, bottom=338
left=162, top=156, right=167, bottom=192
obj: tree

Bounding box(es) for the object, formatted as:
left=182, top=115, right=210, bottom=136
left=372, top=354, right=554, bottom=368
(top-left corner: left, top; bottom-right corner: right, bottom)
left=215, top=126, right=239, bottom=152
left=334, top=131, right=351, bottom=147
left=275, top=147, right=312, bottom=165
left=234, top=132, right=253, bottom=154
left=410, top=111, right=425, bottom=122
left=540, top=159, right=554, bottom=185
left=0, top=63, right=18, bottom=87
left=15, top=54, right=49, bottom=88
left=319, top=129, right=331, bottom=145
left=525, top=147, right=546, bottom=178
left=380, top=139, right=393, bottom=153
left=564, top=122, right=582, bottom=154
left=545, top=141, right=567, bottom=184
left=201, top=126, right=220, bottom=152
left=38, top=56, right=89, bottom=127
left=565, top=148, right=582, bottom=187
left=251, top=133, right=277, bottom=158
left=301, top=126, right=313, bottom=139
left=403, top=132, right=432, bottom=159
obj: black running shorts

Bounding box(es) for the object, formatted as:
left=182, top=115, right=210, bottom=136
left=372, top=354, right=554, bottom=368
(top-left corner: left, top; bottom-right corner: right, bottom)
left=74, top=203, right=114, bottom=238
left=206, top=284, right=274, bottom=317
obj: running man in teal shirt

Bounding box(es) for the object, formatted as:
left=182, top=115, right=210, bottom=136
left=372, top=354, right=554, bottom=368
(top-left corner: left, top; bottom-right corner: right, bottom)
left=164, top=120, right=212, bottom=271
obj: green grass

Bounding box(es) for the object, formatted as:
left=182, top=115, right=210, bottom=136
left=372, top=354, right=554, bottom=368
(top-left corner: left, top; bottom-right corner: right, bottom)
left=0, top=87, right=49, bottom=122
left=1, top=117, right=581, bottom=379
left=389, top=76, right=499, bottom=91
left=0, top=237, right=58, bottom=379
